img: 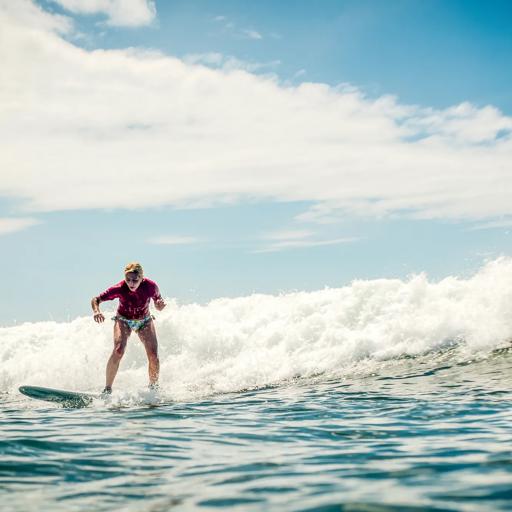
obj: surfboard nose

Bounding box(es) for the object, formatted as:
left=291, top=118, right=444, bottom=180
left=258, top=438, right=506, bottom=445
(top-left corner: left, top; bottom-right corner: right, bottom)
left=19, top=385, right=94, bottom=408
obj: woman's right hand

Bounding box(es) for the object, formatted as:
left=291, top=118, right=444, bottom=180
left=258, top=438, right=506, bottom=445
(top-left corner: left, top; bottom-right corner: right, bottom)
left=94, top=312, right=105, bottom=323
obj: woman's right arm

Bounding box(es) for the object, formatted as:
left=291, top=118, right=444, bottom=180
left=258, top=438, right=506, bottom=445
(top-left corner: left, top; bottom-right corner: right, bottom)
left=91, top=297, right=105, bottom=323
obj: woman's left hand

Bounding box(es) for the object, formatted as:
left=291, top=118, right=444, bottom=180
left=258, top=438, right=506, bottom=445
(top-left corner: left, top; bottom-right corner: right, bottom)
left=155, top=298, right=166, bottom=311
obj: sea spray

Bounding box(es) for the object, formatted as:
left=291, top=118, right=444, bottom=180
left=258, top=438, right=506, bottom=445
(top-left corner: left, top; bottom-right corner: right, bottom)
left=2, top=258, right=512, bottom=400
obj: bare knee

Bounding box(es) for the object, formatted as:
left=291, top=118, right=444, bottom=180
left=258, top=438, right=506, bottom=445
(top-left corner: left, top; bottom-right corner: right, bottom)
left=114, top=345, right=126, bottom=358
left=110, top=348, right=124, bottom=361
left=113, top=321, right=130, bottom=356
left=112, top=337, right=128, bottom=358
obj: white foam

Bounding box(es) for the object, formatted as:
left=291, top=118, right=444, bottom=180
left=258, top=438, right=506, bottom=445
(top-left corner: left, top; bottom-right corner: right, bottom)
left=2, top=258, right=512, bottom=400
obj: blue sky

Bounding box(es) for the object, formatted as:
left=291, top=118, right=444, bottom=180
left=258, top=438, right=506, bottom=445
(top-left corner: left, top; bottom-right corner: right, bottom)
left=1, top=0, right=511, bottom=325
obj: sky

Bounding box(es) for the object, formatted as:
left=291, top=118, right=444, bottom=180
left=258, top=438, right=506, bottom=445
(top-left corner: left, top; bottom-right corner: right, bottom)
left=1, top=0, right=511, bottom=325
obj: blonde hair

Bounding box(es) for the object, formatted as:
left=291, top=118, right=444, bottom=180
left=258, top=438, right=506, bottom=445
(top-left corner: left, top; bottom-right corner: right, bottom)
left=124, top=262, right=143, bottom=276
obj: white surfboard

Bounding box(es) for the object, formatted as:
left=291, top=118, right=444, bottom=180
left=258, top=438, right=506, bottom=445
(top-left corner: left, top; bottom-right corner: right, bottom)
left=19, top=385, right=96, bottom=408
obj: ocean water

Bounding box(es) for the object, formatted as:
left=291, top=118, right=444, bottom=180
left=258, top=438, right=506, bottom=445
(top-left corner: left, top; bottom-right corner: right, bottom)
left=1, top=258, right=512, bottom=511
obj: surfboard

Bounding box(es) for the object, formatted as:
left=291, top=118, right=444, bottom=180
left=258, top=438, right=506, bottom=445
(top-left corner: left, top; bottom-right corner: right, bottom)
left=19, top=385, right=95, bottom=408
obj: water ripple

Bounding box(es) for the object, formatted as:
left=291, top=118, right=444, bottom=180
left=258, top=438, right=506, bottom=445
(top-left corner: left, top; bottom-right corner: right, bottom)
left=2, top=355, right=512, bottom=511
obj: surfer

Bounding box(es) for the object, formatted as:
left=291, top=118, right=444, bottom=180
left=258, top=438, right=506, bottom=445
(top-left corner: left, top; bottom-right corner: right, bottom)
left=91, top=262, right=166, bottom=394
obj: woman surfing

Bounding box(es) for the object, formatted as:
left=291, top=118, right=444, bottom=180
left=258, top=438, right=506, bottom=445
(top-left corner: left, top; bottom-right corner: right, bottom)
left=91, top=262, right=166, bottom=394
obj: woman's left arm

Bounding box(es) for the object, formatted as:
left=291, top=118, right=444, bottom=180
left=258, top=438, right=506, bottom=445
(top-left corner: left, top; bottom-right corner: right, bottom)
left=153, top=284, right=166, bottom=311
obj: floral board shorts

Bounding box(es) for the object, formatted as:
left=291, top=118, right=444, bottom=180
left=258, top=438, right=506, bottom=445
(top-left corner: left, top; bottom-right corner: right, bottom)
left=112, top=315, right=155, bottom=332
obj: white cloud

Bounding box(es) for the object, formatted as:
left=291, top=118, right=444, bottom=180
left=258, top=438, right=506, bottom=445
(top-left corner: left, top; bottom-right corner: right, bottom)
left=0, top=217, right=40, bottom=235
left=265, top=230, right=314, bottom=241
left=148, top=235, right=201, bottom=245
left=0, top=0, right=72, bottom=33
left=1, top=1, right=512, bottom=224
left=184, top=52, right=280, bottom=73
left=52, top=0, right=156, bottom=27
left=255, top=232, right=357, bottom=253
left=404, top=102, right=512, bottom=144
left=242, top=29, right=262, bottom=40
left=212, top=14, right=264, bottom=40
left=184, top=52, right=224, bottom=67
left=468, top=218, right=512, bottom=231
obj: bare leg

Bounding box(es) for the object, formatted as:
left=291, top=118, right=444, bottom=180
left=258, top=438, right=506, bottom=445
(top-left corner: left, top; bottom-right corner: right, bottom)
left=137, top=320, right=160, bottom=386
left=105, top=320, right=131, bottom=390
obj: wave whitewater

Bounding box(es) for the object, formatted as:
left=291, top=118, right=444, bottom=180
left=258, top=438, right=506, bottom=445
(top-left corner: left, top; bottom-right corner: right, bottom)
left=2, top=258, right=512, bottom=400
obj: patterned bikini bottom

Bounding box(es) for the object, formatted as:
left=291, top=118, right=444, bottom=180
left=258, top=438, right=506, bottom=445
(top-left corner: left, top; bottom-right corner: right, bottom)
left=112, top=315, right=155, bottom=332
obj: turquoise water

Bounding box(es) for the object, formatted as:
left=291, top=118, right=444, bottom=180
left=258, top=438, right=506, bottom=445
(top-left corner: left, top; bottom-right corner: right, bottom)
left=2, top=260, right=512, bottom=510
left=2, top=348, right=512, bottom=511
